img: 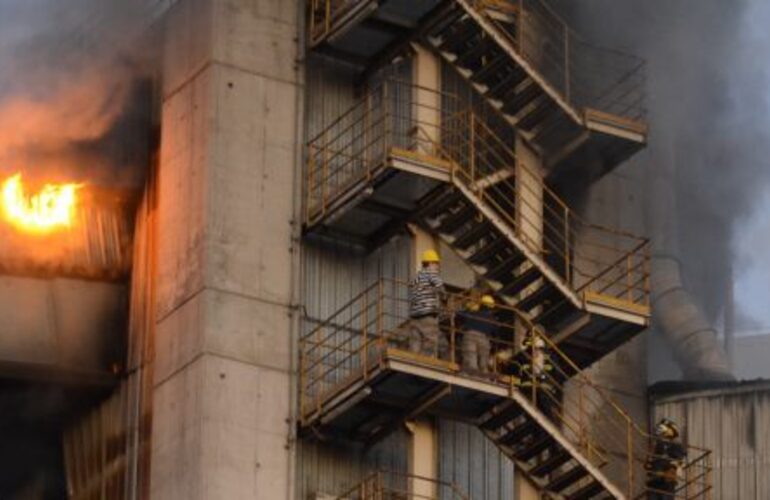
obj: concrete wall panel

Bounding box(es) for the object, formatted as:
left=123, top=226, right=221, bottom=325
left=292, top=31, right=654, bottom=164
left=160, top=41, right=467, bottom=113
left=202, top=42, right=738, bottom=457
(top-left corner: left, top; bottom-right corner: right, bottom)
left=152, top=0, right=298, bottom=498
left=213, top=0, right=298, bottom=84
left=0, top=276, right=126, bottom=372
left=155, top=288, right=291, bottom=385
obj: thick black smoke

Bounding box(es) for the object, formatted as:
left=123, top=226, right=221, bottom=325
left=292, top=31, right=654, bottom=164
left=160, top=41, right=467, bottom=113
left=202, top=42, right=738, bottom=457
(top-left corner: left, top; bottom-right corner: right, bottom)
left=0, top=0, right=159, bottom=187
left=552, top=0, right=770, bottom=331
left=0, top=1, right=159, bottom=497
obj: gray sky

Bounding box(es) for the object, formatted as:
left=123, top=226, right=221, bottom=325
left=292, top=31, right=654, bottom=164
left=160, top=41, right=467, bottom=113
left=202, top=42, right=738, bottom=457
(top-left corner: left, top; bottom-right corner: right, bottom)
left=735, top=190, right=770, bottom=332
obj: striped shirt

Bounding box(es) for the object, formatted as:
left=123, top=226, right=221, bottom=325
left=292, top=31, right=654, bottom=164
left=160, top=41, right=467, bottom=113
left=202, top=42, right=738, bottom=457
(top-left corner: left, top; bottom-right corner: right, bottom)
left=409, top=268, right=445, bottom=318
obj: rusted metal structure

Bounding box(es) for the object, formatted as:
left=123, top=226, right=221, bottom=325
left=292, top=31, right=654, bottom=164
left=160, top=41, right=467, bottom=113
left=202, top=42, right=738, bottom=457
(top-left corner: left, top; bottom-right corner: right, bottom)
left=305, top=78, right=650, bottom=372
left=297, top=1, right=714, bottom=499
left=299, top=280, right=712, bottom=499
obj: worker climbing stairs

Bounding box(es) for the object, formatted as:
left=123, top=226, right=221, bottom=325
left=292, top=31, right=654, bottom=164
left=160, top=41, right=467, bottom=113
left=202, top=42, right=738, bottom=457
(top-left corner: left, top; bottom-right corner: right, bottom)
left=300, top=2, right=712, bottom=499
left=298, top=281, right=713, bottom=499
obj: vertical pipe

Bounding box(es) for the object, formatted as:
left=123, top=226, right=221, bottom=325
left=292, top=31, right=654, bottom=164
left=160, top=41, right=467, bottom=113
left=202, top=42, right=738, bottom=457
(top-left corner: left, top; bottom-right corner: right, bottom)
left=363, top=288, right=369, bottom=379
left=365, top=92, right=372, bottom=179
left=383, top=83, right=391, bottom=160
left=517, top=0, right=524, bottom=50
left=469, top=112, right=476, bottom=183
left=627, top=424, right=633, bottom=498
left=564, top=206, right=570, bottom=284
left=564, top=23, right=570, bottom=102
left=321, top=136, right=328, bottom=216
left=627, top=254, right=632, bottom=302
left=377, top=279, right=384, bottom=351
left=450, top=309, right=456, bottom=364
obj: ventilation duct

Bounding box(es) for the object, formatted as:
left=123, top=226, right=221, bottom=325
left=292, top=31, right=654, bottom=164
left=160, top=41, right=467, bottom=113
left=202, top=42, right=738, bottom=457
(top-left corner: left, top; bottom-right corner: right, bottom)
left=649, top=158, right=733, bottom=381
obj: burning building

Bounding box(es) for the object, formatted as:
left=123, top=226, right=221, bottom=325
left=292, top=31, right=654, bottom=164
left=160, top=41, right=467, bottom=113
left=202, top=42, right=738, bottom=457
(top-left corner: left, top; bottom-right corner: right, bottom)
left=0, top=1, right=768, bottom=499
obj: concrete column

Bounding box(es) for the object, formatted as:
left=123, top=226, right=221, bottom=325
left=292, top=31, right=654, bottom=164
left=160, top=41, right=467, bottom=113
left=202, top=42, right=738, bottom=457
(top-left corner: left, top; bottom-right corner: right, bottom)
left=515, top=471, right=540, bottom=500
left=150, top=1, right=299, bottom=499
left=407, top=419, right=438, bottom=498
left=515, top=135, right=544, bottom=252
left=411, top=44, right=442, bottom=154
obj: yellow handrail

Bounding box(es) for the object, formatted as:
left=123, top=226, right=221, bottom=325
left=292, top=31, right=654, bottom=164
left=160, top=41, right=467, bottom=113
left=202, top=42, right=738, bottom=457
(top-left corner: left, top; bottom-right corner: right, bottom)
left=299, top=279, right=712, bottom=499
left=305, top=80, right=650, bottom=308
left=307, top=0, right=646, bottom=120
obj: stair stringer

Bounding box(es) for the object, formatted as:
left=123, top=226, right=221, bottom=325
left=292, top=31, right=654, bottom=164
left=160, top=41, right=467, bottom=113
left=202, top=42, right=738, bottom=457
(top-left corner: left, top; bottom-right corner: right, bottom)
left=450, top=0, right=585, bottom=126
left=449, top=178, right=583, bottom=311
left=481, top=388, right=626, bottom=499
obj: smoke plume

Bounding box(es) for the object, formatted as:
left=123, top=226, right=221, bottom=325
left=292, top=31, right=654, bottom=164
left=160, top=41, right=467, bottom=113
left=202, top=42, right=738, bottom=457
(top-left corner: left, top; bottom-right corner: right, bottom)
left=0, top=2, right=160, bottom=497
left=551, top=0, right=770, bottom=378
left=0, top=0, right=159, bottom=187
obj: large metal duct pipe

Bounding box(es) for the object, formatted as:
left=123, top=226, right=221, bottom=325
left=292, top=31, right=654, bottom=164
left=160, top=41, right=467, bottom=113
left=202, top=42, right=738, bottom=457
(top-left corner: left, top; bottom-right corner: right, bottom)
left=651, top=254, right=733, bottom=380
left=649, top=157, right=734, bottom=381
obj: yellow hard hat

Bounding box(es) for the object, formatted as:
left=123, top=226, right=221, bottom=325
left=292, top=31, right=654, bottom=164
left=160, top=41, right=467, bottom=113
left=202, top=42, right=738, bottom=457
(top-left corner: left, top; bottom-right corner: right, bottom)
left=480, top=294, right=495, bottom=307
left=422, top=249, right=440, bottom=263
left=655, top=418, right=679, bottom=439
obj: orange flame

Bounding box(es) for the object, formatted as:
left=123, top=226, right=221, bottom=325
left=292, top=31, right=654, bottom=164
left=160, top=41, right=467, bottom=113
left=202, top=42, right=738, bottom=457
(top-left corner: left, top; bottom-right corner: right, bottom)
left=1, top=173, right=82, bottom=233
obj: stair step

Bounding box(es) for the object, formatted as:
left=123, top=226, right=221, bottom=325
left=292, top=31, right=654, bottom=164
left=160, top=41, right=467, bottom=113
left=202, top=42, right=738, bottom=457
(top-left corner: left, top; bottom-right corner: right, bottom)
left=517, top=282, right=561, bottom=314
left=453, top=221, right=493, bottom=249
left=419, top=188, right=463, bottom=220
left=547, top=465, right=588, bottom=493
left=470, top=54, right=508, bottom=85
left=516, top=433, right=556, bottom=462
left=518, top=99, right=559, bottom=132
left=437, top=203, right=476, bottom=234
left=533, top=301, right=580, bottom=331
left=439, top=20, right=480, bottom=54
left=479, top=401, right=524, bottom=430
left=533, top=114, right=580, bottom=148
left=498, top=419, right=538, bottom=446
left=485, top=68, right=528, bottom=100
left=455, top=38, right=494, bottom=68
left=499, top=266, right=542, bottom=298
left=425, top=8, right=465, bottom=40
left=484, top=252, right=526, bottom=282
left=467, top=237, right=508, bottom=265
left=530, top=450, right=572, bottom=477
left=502, top=82, right=543, bottom=117
left=567, top=480, right=605, bottom=500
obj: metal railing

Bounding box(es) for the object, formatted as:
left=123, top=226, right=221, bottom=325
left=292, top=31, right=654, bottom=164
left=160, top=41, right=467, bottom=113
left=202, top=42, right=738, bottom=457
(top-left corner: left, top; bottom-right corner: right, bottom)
left=307, top=0, right=646, bottom=121
left=306, top=81, right=650, bottom=309
left=338, top=470, right=470, bottom=499
left=472, top=0, right=647, bottom=121
left=308, top=0, right=369, bottom=46
left=299, top=279, right=712, bottom=499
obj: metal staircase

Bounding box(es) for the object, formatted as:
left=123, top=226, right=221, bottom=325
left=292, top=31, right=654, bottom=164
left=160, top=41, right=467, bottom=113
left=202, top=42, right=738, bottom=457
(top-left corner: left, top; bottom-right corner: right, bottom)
left=299, top=281, right=714, bottom=499
left=305, top=80, right=649, bottom=370
left=307, top=0, right=647, bottom=182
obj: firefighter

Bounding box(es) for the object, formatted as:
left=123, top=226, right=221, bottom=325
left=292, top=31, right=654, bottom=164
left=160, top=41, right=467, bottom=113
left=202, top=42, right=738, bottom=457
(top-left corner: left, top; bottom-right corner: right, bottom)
left=520, top=326, right=556, bottom=419
left=458, top=294, right=496, bottom=374
left=407, top=249, right=445, bottom=357
left=645, top=418, right=687, bottom=500
left=521, top=326, right=552, bottom=384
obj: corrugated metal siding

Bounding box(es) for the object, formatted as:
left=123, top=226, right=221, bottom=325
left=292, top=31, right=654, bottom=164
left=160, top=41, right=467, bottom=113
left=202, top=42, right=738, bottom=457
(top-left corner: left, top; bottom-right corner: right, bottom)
left=651, top=383, right=770, bottom=500
left=300, top=49, right=519, bottom=500
left=301, top=234, right=413, bottom=322
left=297, top=429, right=410, bottom=499
left=62, top=185, right=154, bottom=500
left=439, top=420, right=515, bottom=500
left=301, top=54, right=413, bottom=494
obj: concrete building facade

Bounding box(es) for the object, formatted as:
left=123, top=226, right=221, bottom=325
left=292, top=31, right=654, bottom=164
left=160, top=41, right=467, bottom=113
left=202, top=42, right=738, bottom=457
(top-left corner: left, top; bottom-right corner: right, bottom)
left=0, top=1, right=733, bottom=499
left=150, top=1, right=300, bottom=498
